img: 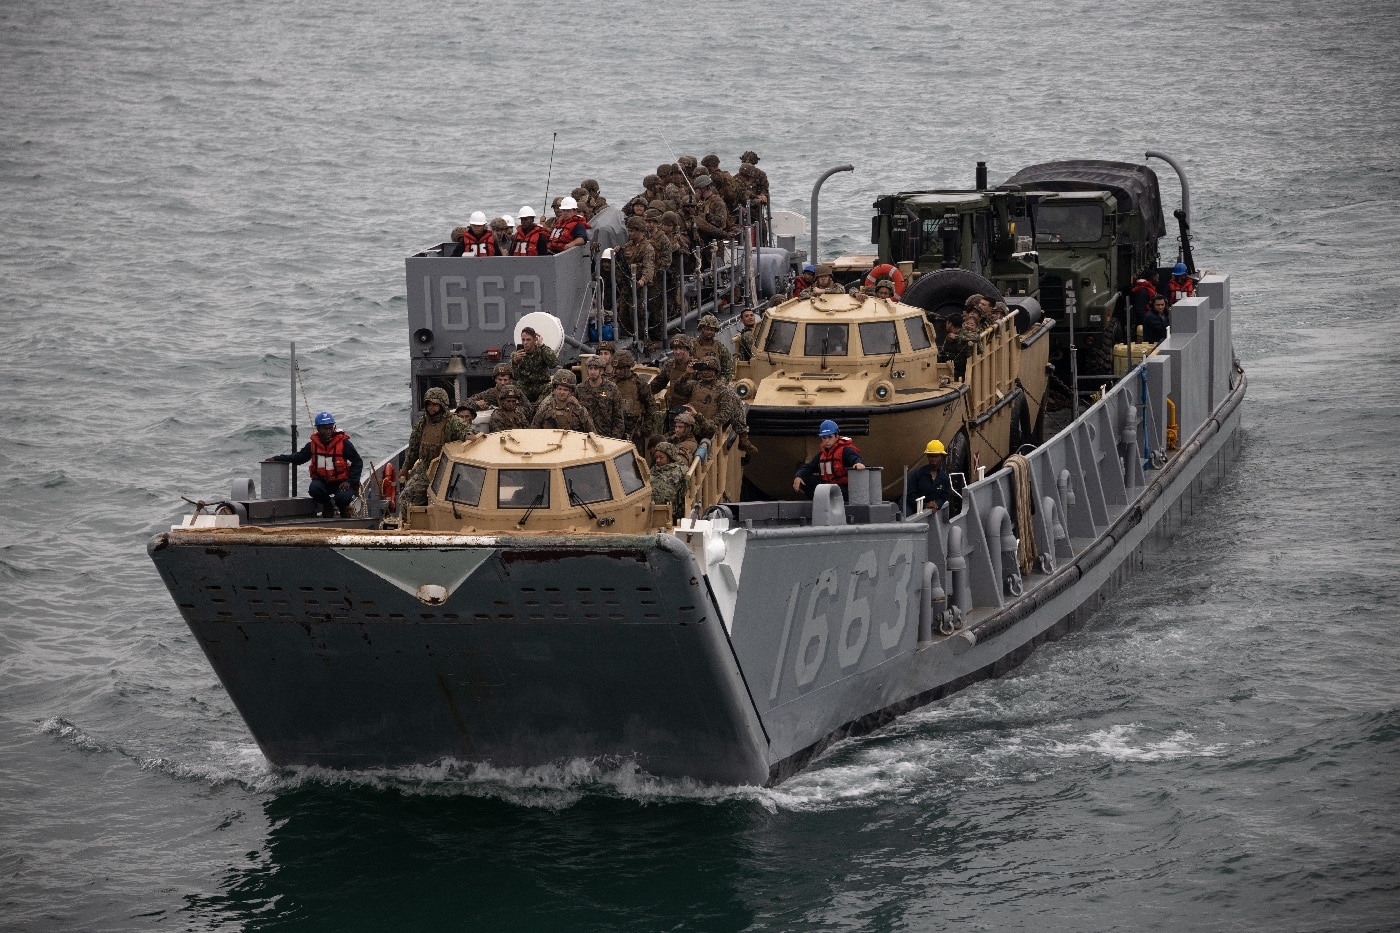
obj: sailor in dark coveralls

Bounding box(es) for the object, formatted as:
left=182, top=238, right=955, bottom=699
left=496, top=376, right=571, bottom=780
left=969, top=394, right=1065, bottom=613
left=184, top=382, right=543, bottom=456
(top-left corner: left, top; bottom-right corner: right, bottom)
left=905, top=439, right=953, bottom=514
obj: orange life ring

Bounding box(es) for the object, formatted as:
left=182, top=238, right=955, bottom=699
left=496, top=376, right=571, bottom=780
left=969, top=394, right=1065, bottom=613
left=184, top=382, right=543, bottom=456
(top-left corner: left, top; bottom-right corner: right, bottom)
left=865, top=264, right=906, bottom=297
left=381, top=462, right=398, bottom=512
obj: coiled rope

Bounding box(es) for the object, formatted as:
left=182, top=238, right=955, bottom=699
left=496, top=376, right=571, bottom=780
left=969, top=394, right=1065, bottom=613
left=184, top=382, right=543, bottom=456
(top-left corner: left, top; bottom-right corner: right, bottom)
left=1005, top=453, right=1039, bottom=576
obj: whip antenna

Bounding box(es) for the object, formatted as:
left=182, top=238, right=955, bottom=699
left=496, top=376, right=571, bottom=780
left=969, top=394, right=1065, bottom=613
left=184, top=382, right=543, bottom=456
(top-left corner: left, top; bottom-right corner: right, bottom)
left=542, top=132, right=557, bottom=212
left=658, top=130, right=697, bottom=199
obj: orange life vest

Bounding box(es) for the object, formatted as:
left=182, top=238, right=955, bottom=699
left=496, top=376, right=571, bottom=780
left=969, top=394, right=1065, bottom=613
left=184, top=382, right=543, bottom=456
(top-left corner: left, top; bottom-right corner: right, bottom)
left=511, top=225, right=549, bottom=256
left=310, top=431, right=351, bottom=484
left=818, top=437, right=858, bottom=485
left=460, top=228, right=499, bottom=257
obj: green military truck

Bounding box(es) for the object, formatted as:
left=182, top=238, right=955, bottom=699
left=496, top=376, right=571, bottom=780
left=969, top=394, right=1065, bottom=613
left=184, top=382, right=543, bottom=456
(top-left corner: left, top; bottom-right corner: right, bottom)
left=869, top=160, right=1168, bottom=391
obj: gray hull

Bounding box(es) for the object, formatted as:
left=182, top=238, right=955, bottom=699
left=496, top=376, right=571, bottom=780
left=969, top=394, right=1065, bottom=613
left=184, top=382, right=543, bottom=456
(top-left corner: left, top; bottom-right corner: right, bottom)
left=150, top=278, right=1242, bottom=785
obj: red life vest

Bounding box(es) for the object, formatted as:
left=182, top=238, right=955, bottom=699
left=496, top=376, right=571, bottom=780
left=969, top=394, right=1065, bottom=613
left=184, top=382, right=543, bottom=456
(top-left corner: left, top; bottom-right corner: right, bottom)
left=548, top=217, right=590, bottom=253
left=818, top=437, right=858, bottom=486
left=460, top=228, right=499, bottom=257
left=1169, top=275, right=1195, bottom=304
left=511, top=224, right=549, bottom=256
left=310, top=431, right=351, bottom=483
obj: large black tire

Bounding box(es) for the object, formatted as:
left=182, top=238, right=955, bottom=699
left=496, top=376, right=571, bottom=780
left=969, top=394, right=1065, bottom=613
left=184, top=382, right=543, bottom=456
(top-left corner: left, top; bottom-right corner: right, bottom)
left=902, top=269, right=1004, bottom=321
left=1007, top=393, right=1032, bottom=458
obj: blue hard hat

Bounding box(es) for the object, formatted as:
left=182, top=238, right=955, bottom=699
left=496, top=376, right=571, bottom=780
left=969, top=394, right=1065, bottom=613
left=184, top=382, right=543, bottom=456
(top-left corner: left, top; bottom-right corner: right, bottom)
left=818, top=419, right=839, bottom=437
left=803, top=263, right=816, bottom=274
left=313, top=411, right=335, bottom=426
left=1173, top=262, right=1188, bottom=276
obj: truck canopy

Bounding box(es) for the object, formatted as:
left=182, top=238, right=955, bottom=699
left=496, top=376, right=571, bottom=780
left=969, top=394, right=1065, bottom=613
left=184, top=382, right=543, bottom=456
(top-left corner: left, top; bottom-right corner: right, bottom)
left=1003, top=160, right=1166, bottom=241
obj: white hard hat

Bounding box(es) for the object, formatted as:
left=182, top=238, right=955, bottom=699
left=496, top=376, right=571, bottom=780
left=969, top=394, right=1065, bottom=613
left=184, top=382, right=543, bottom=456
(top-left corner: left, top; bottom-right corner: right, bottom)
left=559, top=196, right=578, bottom=211
left=502, top=214, right=515, bottom=227
left=518, top=205, right=536, bottom=219
left=469, top=210, right=487, bottom=225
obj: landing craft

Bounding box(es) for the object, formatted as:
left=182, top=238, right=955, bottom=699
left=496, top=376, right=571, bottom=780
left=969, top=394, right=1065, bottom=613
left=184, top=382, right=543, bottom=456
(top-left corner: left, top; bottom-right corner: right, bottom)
left=149, top=154, right=1244, bottom=785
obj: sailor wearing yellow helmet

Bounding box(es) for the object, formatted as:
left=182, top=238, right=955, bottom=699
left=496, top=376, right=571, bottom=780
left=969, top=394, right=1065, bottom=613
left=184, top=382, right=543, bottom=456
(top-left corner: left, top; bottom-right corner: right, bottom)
left=904, top=438, right=953, bottom=514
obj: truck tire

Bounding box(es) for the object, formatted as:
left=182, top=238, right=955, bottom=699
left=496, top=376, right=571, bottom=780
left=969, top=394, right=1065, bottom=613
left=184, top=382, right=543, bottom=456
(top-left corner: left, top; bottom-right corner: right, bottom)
left=902, top=270, right=1004, bottom=321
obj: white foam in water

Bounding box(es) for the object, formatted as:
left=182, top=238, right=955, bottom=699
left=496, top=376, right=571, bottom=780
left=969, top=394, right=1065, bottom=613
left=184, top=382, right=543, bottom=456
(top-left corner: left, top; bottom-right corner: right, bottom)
left=1045, top=724, right=1229, bottom=762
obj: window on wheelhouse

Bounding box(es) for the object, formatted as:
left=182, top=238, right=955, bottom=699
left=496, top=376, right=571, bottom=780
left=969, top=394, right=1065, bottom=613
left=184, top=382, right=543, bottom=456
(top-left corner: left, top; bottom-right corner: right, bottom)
left=442, top=462, right=486, bottom=507
left=858, top=320, right=900, bottom=356
left=903, top=316, right=932, bottom=351
left=498, top=469, right=551, bottom=508
left=805, top=323, right=849, bottom=356
left=563, top=462, right=612, bottom=505
left=762, top=319, right=797, bottom=354
left=1033, top=202, right=1103, bottom=244
left=613, top=450, right=645, bottom=496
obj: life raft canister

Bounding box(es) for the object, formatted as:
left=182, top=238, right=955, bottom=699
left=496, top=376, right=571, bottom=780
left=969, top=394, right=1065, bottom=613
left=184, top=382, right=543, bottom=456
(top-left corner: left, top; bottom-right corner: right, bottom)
left=864, top=264, right=907, bottom=297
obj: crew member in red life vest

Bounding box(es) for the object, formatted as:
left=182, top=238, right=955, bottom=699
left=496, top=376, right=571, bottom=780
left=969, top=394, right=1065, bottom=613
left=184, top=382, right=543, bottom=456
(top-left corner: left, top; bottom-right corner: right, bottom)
left=1129, top=271, right=1157, bottom=338
left=793, top=419, right=867, bottom=497
left=267, top=411, right=364, bottom=518
left=459, top=211, right=499, bottom=257
left=547, top=196, right=590, bottom=253
left=790, top=262, right=816, bottom=298
left=510, top=205, right=549, bottom=256
left=1168, top=261, right=1195, bottom=305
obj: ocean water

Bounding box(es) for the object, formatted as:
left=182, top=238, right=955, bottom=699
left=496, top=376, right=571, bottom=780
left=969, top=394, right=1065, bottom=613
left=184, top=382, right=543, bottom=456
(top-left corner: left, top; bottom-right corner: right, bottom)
left=2, top=0, right=1398, bottom=929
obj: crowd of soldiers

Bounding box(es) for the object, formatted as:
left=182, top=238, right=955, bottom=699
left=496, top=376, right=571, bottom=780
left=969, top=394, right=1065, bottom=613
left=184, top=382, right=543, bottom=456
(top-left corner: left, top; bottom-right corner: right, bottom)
left=448, top=152, right=771, bottom=342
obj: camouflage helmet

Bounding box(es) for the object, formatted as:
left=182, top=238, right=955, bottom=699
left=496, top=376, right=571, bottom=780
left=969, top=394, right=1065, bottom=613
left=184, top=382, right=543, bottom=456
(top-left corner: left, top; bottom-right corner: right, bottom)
left=643, top=173, right=661, bottom=187
left=693, top=165, right=711, bottom=178
left=647, top=199, right=668, bottom=212
left=875, top=278, right=896, bottom=293
left=740, top=150, right=760, bottom=164
left=670, top=334, right=694, bottom=351
left=654, top=441, right=684, bottom=463
left=550, top=368, right=577, bottom=390
left=661, top=210, right=681, bottom=226
left=571, top=186, right=589, bottom=200
left=656, top=162, right=672, bottom=177
left=493, top=362, right=513, bottom=378
left=693, top=174, right=713, bottom=189
left=585, top=356, right=605, bottom=369
left=698, top=313, right=720, bottom=330
left=581, top=179, right=600, bottom=194
left=678, top=155, right=698, bottom=171
left=701, top=154, right=720, bottom=169
left=490, top=216, right=508, bottom=231
left=597, top=340, right=615, bottom=352
left=644, top=207, right=663, bottom=221
left=815, top=263, right=834, bottom=276
left=964, top=293, right=986, bottom=310
left=613, top=349, right=635, bottom=367
left=625, top=216, right=647, bottom=232
left=498, top=385, right=524, bottom=402
left=423, top=386, right=452, bottom=409
left=695, top=355, right=720, bottom=372
left=738, top=163, right=758, bottom=177
left=674, top=411, right=696, bottom=427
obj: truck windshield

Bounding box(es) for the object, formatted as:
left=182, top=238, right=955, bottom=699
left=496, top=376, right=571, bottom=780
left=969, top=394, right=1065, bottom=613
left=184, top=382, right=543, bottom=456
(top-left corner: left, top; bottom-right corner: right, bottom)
left=1034, top=203, right=1103, bottom=244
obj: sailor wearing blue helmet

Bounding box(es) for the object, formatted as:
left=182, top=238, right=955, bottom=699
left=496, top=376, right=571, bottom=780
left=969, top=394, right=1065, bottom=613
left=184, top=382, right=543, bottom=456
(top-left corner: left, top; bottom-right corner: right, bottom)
left=267, top=410, right=364, bottom=518
left=793, top=419, right=866, bottom=496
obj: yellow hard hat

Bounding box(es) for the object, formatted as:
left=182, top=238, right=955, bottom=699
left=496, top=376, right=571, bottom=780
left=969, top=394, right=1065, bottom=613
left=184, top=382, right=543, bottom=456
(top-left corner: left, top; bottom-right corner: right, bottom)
left=924, top=439, right=947, bottom=455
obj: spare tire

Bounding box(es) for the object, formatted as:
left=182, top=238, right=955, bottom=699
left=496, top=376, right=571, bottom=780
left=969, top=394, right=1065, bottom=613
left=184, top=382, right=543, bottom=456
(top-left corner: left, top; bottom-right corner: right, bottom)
left=902, top=269, right=1004, bottom=321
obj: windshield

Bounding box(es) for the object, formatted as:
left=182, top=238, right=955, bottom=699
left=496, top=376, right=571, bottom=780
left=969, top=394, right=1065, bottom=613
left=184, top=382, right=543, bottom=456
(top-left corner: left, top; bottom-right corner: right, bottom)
left=442, top=462, right=485, bottom=506
left=1034, top=202, right=1103, bottom=244
left=858, top=321, right=900, bottom=355
left=498, top=469, right=551, bottom=508
left=804, top=323, right=849, bottom=356
left=563, top=462, right=612, bottom=505
left=613, top=450, right=645, bottom=496
left=763, top=319, right=797, bottom=354
left=903, top=316, right=932, bottom=351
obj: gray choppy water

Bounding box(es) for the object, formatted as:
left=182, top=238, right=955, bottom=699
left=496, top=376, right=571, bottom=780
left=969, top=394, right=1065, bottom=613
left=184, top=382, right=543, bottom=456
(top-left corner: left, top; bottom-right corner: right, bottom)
left=3, top=0, right=1399, bottom=930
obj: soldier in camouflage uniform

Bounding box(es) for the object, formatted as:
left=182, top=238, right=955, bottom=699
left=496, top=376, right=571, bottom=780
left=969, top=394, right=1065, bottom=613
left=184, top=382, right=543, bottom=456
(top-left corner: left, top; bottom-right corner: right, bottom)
left=939, top=314, right=980, bottom=380
left=739, top=150, right=769, bottom=205
left=692, top=313, right=734, bottom=383
left=530, top=370, right=597, bottom=432
left=701, top=154, right=737, bottom=213
left=465, top=363, right=535, bottom=420
left=610, top=350, right=655, bottom=450
left=800, top=263, right=846, bottom=299
left=511, top=326, right=559, bottom=404
left=669, top=411, right=702, bottom=463
left=688, top=355, right=756, bottom=453
left=734, top=307, right=759, bottom=362
left=616, top=217, right=659, bottom=338
left=581, top=178, right=606, bottom=215
left=400, top=386, right=475, bottom=515
left=649, top=334, right=696, bottom=398
left=690, top=174, right=731, bottom=248
left=576, top=357, right=625, bottom=439
left=649, top=441, right=690, bottom=523
left=487, top=385, right=531, bottom=433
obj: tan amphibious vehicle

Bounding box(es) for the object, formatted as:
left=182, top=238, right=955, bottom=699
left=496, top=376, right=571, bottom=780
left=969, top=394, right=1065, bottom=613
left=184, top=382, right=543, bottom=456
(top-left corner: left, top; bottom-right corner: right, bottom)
left=736, top=281, right=1054, bottom=499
